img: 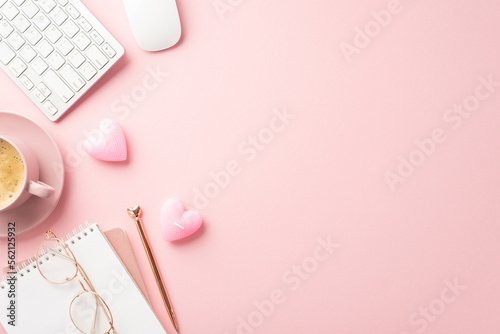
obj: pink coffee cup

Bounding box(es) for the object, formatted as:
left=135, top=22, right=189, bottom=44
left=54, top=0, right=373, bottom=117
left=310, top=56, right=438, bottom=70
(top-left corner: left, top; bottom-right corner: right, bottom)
left=0, top=135, right=55, bottom=212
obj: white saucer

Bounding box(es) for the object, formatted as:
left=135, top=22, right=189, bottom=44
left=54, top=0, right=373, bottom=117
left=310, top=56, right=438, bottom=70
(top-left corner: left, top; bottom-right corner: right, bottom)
left=0, top=111, right=64, bottom=237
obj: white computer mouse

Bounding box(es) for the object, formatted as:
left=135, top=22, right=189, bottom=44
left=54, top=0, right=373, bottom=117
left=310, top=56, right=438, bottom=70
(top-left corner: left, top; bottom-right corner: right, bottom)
left=123, top=0, right=182, bottom=51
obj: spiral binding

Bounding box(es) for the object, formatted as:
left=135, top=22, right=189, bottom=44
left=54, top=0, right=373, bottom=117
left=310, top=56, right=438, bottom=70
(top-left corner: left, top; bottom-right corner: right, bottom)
left=0, top=222, right=97, bottom=289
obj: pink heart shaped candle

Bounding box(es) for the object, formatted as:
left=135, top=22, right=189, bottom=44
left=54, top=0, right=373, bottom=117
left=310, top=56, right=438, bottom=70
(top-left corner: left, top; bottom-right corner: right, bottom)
left=161, top=198, right=203, bottom=241
left=83, top=119, right=127, bottom=162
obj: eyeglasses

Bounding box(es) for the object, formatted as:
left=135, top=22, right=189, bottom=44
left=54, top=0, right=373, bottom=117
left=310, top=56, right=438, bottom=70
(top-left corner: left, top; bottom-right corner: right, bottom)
left=36, top=230, right=117, bottom=334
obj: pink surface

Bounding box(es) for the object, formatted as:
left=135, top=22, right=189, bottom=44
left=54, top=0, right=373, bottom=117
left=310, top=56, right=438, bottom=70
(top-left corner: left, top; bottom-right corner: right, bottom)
left=1, top=0, right=500, bottom=333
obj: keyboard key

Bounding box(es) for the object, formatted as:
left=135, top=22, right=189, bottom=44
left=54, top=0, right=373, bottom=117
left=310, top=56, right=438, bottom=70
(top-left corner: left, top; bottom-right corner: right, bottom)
left=43, top=100, right=57, bottom=115
left=39, top=0, right=56, bottom=13
left=61, top=20, right=78, bottom=38
left=102, top=43, right=116, bottom=58
left=89, top=30, right=103, bottom=45
left=19, top=44, right=36, bottom=62
left=74, top=32, right=90, bottom=50
left=68, top=49, right=84, bottom=67
left=49, top=7, right=67, bottom=25
left=36, top=82, right=51, bottom=97
left=0, top=20, right=13, bottom=38
left=13, top=14, right=30, bottom=33
left=32, top=56, right=48, bottom=74
left=20, top=74, right=33, bottom=89
left=79, top=62, right=96, bottom=80
left=0, top=0, right=6, bottom=6
left=32, top=87, right=46, bottom=102
left=8, top=57, right=27, bottom=77
left=56, top=0, right=68, bottom=6
left=77, top=17, right=91, bottom=32
left=2, top=2, right=20, bottom=21
left=22, top=2, right=39, bottom=18
left=7, top=32, right=25, bottom=50
left=45, top=25, right=62, bottom=43
left=23, top=26, right=42, bottom=44
left=47, top=50, right=64, bottom=69
left=12, top=0, right=25, bottom=5
left=43, top=69, right=74, bottom=102
left=36, top=39, right=53, bottom=57
left=60, top=64, right=85, bottom=91
left=0, top=42, right=15, bottom=64
left=33, top=12, right=50, bottom=30
left=55, top=36, right=72, bottom=55
left=65, top=4, right=79, bottom=19
left=85, top=45, right=107, bottom=69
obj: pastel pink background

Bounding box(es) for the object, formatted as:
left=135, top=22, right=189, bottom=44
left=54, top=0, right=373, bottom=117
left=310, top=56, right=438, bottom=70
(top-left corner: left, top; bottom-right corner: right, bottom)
left=1, top=0, right=500, bottom=333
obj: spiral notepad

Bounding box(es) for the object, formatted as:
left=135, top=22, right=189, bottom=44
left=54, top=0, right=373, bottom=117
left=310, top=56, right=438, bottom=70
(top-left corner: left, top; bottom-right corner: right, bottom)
left=0, top=223, right=168, bottom=334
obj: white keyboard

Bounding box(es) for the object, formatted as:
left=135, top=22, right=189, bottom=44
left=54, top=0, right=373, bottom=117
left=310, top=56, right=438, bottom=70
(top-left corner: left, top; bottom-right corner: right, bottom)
left=0, top=0, right=124, bottom=121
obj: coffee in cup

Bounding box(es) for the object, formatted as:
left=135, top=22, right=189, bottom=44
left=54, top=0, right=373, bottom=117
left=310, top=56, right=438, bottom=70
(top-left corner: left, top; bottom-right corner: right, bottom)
left=0, top=136, right=55, bottom=212
left=0, top=139, right=26, bottom=209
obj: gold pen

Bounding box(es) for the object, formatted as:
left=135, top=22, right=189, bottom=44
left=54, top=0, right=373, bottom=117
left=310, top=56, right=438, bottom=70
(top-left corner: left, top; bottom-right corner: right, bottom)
left=127, top=205, right=180, bottom=333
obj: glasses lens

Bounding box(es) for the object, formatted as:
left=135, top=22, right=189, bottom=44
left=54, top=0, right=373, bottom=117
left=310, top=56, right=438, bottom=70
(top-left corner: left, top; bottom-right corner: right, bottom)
left=70, top=291, right=113, bottom=334
left=37, top=238, right=78, bottom=284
